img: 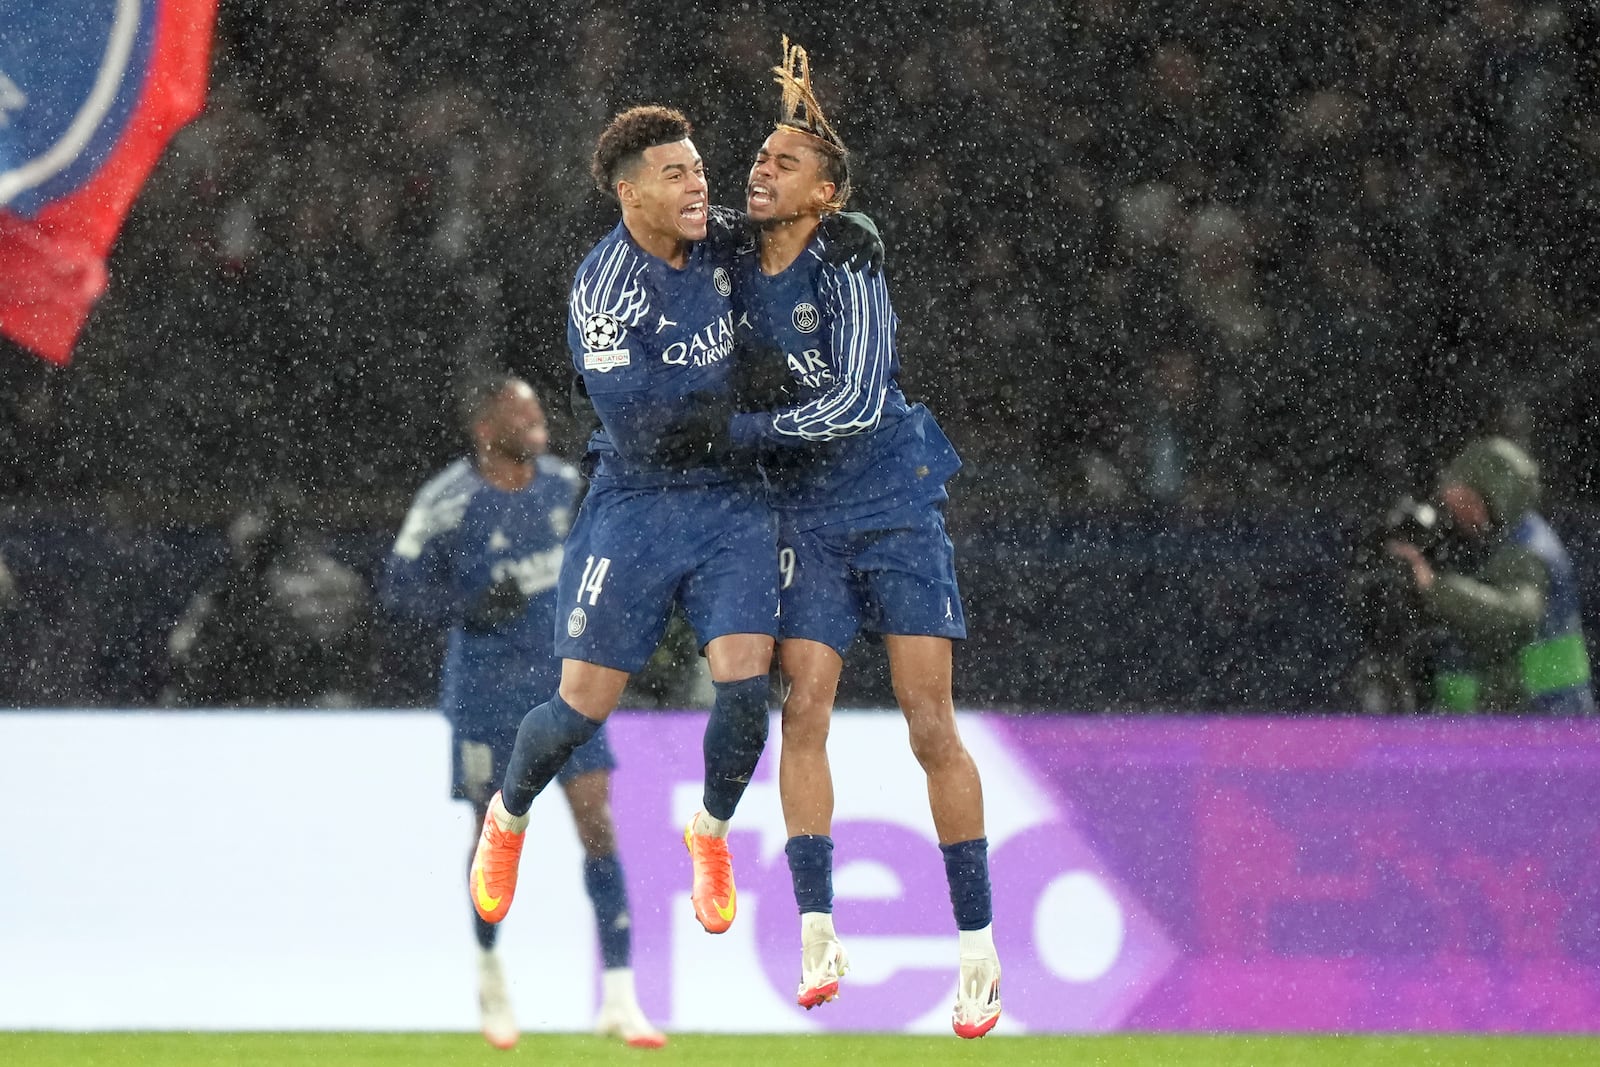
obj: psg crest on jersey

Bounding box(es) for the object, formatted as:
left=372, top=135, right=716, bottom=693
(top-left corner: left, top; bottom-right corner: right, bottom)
left=792, top=302, right=820, bottom=334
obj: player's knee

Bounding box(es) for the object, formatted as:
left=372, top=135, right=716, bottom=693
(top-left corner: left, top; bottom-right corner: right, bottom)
left=781, top=699, right=831, bottom=752
left=906, top=719, right=965, bottom=773
left=892, top=676, right=951, bottom=717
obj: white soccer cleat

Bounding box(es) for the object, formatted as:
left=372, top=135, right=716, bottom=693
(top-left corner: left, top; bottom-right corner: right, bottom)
left=797, top=937, right=850, bottom=1009
left=594, top=998, right=668, bottom=1049
left=478, top=949, right=518, bottom=1050
left=952, top=950, right=1002, bottom=1039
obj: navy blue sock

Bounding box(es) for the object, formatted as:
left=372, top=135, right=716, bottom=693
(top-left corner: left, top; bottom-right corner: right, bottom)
left=472, top=912, right=498, bottom=951
left=701, top=675, right=771, bottom=820
left=785, top=835, right=834, bottom=914
left=583, top=853, right=632, bottom=970
left=503, top=695, right=600, bottom=816
left=940, top=837, right=993, bottom=931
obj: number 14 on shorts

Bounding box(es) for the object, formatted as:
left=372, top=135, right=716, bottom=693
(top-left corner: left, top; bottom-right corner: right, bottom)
left=578, top=555, right=611, bottom=605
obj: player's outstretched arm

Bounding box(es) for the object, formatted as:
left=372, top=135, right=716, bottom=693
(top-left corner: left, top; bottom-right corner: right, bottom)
left=382, top=482, right=467, bottom=630
left=727, top=264, right=894, bottom=450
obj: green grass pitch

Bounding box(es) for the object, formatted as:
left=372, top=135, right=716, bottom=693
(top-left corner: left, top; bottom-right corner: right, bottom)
left=4, top=1033, right=1599, bottom=1066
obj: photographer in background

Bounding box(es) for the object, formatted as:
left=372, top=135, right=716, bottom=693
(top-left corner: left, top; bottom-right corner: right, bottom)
left=1354, top=436, right=1593, bottom=714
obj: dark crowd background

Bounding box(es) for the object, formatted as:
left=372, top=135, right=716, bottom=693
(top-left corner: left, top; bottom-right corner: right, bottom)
left=2, top=0, right=1598, bottom=711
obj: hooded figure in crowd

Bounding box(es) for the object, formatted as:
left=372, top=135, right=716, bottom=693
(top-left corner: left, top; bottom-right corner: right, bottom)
left=1385, top=436, right=1594, bottom=714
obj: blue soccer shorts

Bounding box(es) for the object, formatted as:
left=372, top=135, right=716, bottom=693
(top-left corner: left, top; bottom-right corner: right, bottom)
left=553, top=480, right=779, bottom=673
left=778, top=500, right=967, bottom=655
left=452, top=714, right=616, bottom=804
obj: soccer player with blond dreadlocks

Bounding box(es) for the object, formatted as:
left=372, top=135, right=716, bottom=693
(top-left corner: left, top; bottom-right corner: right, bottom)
left=658, top=37, right=1003, bottom=1038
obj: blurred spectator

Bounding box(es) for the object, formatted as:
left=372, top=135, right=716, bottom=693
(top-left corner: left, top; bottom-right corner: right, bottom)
left=0, top=549, right=21, bottom=709
left=0, top=550, right=17, bottom=612
left=167, top=496, right=371, bottom=707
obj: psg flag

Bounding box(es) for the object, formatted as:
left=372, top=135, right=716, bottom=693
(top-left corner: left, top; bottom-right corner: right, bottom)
left=0, top=0, right=216, bottom=365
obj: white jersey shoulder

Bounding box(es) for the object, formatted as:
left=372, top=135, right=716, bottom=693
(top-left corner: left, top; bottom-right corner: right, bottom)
left=392, top=458, right=481, bottom=560
left=536, top=454, right=582, bottom=486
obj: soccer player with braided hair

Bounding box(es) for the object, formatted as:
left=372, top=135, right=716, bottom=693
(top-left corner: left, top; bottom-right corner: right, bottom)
left=660, top=37, right=1003, bottom=1037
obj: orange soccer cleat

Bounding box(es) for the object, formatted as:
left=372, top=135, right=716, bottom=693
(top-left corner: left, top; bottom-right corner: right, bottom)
left=683, top=812, right=737, bottom=934
left=470, top=792, right=529, bottom=924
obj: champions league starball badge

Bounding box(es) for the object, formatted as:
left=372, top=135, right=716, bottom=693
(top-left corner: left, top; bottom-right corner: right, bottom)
left=582, top=312, right=622, bottom=350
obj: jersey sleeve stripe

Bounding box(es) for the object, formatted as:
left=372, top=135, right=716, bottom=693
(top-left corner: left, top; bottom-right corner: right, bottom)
left=773, top=266, right=891, bottom=440
left=571, top=241, right=649, bottom=328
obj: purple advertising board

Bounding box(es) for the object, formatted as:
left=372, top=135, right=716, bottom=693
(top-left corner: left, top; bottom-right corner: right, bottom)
left=605, top=713, right=1600, bottom=1034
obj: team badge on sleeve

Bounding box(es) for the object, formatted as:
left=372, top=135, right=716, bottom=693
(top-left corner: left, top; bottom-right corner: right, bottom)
left=581, top=312, right=631, bottom=371
left=583, top=312, right=623, bottom=350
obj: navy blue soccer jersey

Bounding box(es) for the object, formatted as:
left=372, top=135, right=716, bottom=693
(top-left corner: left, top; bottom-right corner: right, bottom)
left=726, top=235, right=961, bottom=528
left=568, top=219, right=752, bottom=489
left=381, top=455, right=581, bottom=735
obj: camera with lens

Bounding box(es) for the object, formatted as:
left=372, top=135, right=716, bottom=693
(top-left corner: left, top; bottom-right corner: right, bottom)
left=1347, top=496, right=1463, bottom=710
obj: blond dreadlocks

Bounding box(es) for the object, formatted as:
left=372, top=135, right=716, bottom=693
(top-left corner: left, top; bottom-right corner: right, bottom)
left=771, top=35, right=851, bottom=210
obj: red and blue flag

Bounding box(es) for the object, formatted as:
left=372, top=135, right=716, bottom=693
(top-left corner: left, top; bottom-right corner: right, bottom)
left=1, top=0, right=216, bottom=364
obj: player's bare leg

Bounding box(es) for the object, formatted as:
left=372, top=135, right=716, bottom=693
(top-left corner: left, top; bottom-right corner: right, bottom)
left=680, top=633, right=776, bottom=933
left=779, top=638, right=850, bottom=1007
left=885, top=634, right=1001, bottom=1038
left=557, top=659, right=632, bottom=721
left=779, top=639, right=841, bottom=837
left=885, top=635, right=983, bottom=843
left=704, top=632, right=775, bottom=684
left=564, top=771, right=666, bottom=1049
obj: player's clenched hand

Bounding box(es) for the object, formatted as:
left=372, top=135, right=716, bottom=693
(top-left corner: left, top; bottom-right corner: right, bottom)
left=462, top=577, right=528, bottom=634
left=817, top=211, right=885, bottom=274
left=655, top=393, right=734, bottom=469
left=731, top=343, right=795, bottom=411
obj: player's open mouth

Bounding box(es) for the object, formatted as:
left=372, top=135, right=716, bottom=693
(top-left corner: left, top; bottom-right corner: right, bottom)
left=681, top=202, right=706, bottom=221
left=748, top=184, right=773, bottom=207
